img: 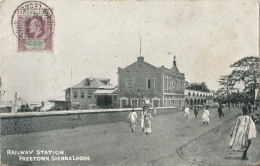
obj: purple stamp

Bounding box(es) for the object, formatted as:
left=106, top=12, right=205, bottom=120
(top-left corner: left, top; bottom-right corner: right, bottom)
left=11, top=1, right=55, bottom=52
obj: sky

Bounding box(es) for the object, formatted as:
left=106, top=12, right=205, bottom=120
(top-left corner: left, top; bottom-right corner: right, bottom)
left=0, top=0, right=259, bottom=102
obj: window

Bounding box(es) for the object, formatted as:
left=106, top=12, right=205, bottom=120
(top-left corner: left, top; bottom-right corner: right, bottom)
left=74, top=91, right=78, bottom=98
left=168, top=78, right=171, bottom=90
left=81, top=91, right=85, bottom=98
left=131, top=99, right=138, bottom=108
left=66, top=90, right=70, bottom=99
left=147, top=78, right=155, bottom=89
left=164, top=77, right=168, bottom=90
left=88, top=91, right=92, bottom=98
left=125, top=78, right=134, bottom=89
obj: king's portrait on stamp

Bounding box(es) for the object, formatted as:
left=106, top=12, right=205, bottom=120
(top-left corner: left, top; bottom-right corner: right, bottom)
left=27, top=16, right=45, bottom=39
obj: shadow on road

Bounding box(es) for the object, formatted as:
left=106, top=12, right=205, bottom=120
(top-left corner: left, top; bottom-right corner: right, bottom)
left=224, top=156, right=242, bottom=160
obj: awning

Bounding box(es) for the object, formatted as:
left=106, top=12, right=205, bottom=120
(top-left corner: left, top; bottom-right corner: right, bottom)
left=94, top=88, right=117, bottom=96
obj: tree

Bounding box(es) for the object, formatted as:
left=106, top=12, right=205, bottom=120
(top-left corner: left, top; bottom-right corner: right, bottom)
left=230, top=56, right=259, bottom=108
left=186, top=82, right=210, bottom=92
left=217, top=75, right=237, bottom=110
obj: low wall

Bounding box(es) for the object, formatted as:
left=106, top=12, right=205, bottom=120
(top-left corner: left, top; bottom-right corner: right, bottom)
left=0, top=107, right=177, bottom=136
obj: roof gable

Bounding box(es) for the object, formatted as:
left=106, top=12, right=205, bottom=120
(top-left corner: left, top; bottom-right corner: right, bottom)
left=123, top=60, right=158, bottom=72
left=70, top=78, right=112, bottom=89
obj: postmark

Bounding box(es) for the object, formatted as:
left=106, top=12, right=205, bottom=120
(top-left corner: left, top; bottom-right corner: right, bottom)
left=11, top=1, right=55, bottom=52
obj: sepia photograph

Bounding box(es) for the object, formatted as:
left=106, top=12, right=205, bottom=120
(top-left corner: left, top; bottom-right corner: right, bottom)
left=0, top=0, right=259, bottom=165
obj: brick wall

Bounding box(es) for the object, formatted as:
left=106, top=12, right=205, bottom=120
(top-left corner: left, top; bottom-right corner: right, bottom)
left=0, top=107, right=177, bottom=136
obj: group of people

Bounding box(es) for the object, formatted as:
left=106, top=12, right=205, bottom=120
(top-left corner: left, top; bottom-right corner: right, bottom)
left=184, top=103, right=257, bottom=161
left=184, top=105, right=210, bottom=125
left=127, top=100, right=258, bottom=161
left=127, top=100, right=153, bottom=135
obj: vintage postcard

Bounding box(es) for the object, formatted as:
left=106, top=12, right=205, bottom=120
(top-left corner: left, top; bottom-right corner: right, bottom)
left=0, top=0, right=259, bottom=165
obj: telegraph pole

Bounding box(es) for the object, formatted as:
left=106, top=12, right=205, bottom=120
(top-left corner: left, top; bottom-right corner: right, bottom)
left=12, top=92, right=17, bottom=113
left=70, top=67, right=73, bottom=109
left=140, top=37, right=142, bottom=57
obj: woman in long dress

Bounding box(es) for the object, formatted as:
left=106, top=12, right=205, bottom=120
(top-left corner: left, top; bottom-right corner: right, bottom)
left=140, top=109, right=145, bottom=132
left=141, top=100, right=150, bottom=132
left=229, top=106, right=257, bottom=160
left=184, top=106, right=190, bottom=119
left=202, top=106, right=210, bottom=125
left=144, top=109, right=153, bottom=135
left=127, top=108, right=138, bottom=132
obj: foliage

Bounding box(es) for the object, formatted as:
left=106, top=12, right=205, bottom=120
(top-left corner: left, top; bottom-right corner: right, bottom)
left=218, top=92, right=250, bottom=105
left=217, top=75, right=237, bottom=98
left=125, top=88, right=156, bottom=99
left=18, top=104, right=31, bottom=112
left=230, top=56, right=259, bottom=93
left=217, top=56, right=259, bottom=105
left=186, top=82, right=210, bottom=92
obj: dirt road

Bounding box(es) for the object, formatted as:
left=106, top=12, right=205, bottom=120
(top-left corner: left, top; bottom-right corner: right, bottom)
left=1, top=107, right=259, bottom=166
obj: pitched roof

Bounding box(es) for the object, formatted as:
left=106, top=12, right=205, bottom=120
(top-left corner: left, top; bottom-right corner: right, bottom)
left=123, top=58, right=157, bottom=71
left=67, top=77, right=113, bottom=89
left=170, top=65, right=179, bottom=73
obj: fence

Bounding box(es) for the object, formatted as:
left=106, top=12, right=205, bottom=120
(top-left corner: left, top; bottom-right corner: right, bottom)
left=0, top=107, right=177, bottom=136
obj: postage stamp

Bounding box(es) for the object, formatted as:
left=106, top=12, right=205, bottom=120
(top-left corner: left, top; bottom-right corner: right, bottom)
left=11, top=1, right=55, bottom=52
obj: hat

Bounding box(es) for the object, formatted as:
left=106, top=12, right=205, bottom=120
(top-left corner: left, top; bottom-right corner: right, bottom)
left=143, top=99, right=150, bottom=105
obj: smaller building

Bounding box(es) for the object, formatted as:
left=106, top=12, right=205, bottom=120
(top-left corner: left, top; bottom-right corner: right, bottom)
left=184, top=90, right=214, bottom=107
left=65, top=77, right=117, bottom=109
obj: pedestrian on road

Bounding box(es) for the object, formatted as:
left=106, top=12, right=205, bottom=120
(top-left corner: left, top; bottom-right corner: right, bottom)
left=202, top=106, right=210, bottom=125
left=193, top=106, right=198, bottom=118
left=184, top=105, right=190, bottom=119
left=217, top=105, right=224, bottom=118
left=229, top=106, right=257, bottom=160
left=248, top=103, right=252, bottom=113
left=144, top=109, right=153, bottom=135
left=127, top=108, right=139, bottom=132
left=141, top=100, right=150, bottom=132
left=140, top=108, right=145, bottom=132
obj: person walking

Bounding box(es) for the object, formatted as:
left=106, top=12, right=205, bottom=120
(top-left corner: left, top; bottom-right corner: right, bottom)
left=229, top=106, right=257, bottom=160
left=143, top=109, right=153, bottom=135
left=202, top=106, right=210, bottom=125
left=248, top=103, right=252, bottom=113
left=127, top=108, right=138, bottom=132
left=217, top=105, right=224, bottom=118
left=184, top=105, right=190, bottom=119
left=141, top=100, right=150, bottom=132
left=140, top=108, right=145, bottom=132
left=193, top=106, right=198, bottom=118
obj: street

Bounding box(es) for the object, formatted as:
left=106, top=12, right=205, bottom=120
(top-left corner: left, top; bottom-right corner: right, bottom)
left=1, top=107, right=259, bottom=166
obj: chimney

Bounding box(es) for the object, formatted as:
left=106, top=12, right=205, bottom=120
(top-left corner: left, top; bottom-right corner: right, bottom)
left=137, top=57, right=144, bottom=62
